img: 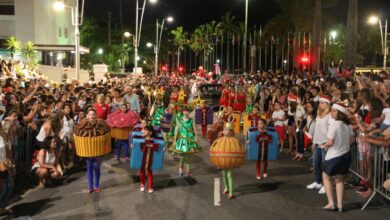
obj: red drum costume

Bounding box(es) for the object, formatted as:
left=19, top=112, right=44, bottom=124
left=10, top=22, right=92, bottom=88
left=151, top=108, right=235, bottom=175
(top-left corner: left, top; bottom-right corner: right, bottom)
left=219, top=88, right=230, bottom=107
left=233, top=92, right=246, bottom=112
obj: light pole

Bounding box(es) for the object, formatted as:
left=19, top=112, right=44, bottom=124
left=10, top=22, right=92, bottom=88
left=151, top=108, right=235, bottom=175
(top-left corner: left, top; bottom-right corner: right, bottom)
left=153, top=16, right=174, bottom=75
left=53, top=0, right=85, bottom=81
left=134, top=0, right=157, bottom=74
left=368, top=16, right=388, bottom=70
left=243, top=0, right=249, bottom=74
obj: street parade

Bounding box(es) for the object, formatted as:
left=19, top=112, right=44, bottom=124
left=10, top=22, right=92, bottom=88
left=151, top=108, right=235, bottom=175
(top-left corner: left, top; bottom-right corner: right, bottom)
left=0, top=0, right=389, bottom=219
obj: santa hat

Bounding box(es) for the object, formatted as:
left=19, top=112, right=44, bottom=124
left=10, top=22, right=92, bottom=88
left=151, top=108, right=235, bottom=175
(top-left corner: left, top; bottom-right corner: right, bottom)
left=332, top=102, right=349, bottom=115
left=288, top=94, right=298, bottom=102
left=319, top=95, right=331, bottom=104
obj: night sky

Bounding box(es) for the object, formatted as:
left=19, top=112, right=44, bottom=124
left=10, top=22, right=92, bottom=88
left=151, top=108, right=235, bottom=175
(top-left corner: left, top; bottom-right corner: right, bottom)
left=83, top=0, right=389, bottom=32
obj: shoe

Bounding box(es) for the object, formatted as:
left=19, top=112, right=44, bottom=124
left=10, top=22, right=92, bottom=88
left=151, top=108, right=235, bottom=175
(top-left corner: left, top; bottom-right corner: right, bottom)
left=322, top=205, right=336, bottom=211
left=140, top=185, right=145, bottom=192
left=337, top=207, right=343, bottom=213
left=148, top=188, right=154, bottom=193
left=178, top=168, right=184, bottom=177
left=83, top=189, right=94, bottom=194
left=318, top=186, right=326, bottom=194
left=279, top=148, right=283, bottom=153
left=228, top=195, right=235, bottom=199
left=292, top=154, right=298, bottom=160
left=306, top=182, right=322, bottom=190
left=256, top=175, right=262, bottom=180
left=223, top=189, right=228, bottom=195
left=357, top=187, right=373, bottom=198
left=122, top=157, right=130, bottom=162
left=263, top=173, right=268, bottom=178
left=185, top=172, right=192, bottom=177
left=94, top=188, right=101, bottom=193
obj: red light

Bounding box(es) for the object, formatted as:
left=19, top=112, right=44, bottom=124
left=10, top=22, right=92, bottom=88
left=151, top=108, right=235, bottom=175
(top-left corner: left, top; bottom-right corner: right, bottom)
left=300, top=55, right=310, bottom=64
left=161, top=65, right=167, bottom=71
left=178, top=66, right=184, bottom=72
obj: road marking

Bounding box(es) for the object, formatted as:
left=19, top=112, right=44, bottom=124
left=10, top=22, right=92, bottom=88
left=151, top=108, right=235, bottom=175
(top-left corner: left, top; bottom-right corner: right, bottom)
left=214, top=178, right=221, bottom=206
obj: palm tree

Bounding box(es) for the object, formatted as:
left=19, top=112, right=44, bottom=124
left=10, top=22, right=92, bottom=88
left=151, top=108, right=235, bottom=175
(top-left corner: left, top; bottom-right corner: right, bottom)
left=344, top=0, right=358, bottom=67
left=22, top=41, right=37, bottom=67
left=171, top=27, right=188, bottom=69
left=217, top=13, right=238, bottom=72
left=6, top=36, right=21, bottom=60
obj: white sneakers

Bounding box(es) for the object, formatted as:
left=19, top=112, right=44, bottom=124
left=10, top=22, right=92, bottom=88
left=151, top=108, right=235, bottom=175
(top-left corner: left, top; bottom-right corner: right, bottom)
left=306, top=182, right=326, bottom=194
left=306, top=182, right=322, bottom=189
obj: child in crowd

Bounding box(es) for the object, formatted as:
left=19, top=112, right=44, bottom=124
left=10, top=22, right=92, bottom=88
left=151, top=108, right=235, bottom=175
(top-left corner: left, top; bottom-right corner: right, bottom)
left=139, top=126, right=159, bottom=193
left=272, top=102, right=286, bottom=153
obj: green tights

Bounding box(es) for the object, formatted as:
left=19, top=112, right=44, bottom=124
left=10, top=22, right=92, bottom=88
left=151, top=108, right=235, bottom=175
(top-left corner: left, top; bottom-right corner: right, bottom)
left=179, top=155, right=191, bottom=173
left=222, top=169, right=233, bottom=196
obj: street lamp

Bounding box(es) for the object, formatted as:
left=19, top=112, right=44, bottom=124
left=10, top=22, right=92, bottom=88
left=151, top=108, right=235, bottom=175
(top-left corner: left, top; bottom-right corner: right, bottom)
left=153, top=16, right=174, bottom=75
left=98, top=48, right=103, bottom=55
left=134, top=0, right=157, bottom=74
left=243, top=0, right=249, bottom=74
left=53, top=0, right=85, bottom=81
left=368, top=15, right=388, bottom=70
left=330, top=30, right=337, bottom=40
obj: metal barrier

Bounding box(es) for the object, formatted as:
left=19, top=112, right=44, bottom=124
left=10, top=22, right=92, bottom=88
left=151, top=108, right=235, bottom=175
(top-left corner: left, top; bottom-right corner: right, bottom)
left=12, top=125, right=35, bottom=176
left=361, top=145, right=390, bottom=210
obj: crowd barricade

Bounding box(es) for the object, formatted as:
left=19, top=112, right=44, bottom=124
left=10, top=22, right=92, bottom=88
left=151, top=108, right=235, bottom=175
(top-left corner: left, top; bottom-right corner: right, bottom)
left=12, top=125, right=35, bottom=176
left=350, top=143, right=390, bottom=210
left=361, top=145, right=390, bottom=210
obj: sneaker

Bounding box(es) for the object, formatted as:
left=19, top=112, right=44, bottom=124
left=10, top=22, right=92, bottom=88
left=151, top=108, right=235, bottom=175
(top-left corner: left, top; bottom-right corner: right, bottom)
left=318, top=186, right=326, bottom=194
left=263, top=173, right=268, bottom=178
left=140, top=185, right=145, bottom=192
left=256, top=175, right=262, bottom=180
left=306, top=182, right=322, bottom=190
left=94, top=188, right=101, bottom=193
left=148, top=188, right=154, bottom=193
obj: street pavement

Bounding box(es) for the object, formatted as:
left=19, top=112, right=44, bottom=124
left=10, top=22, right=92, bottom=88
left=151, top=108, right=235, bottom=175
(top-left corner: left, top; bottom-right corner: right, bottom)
left=3, top=126, right=390, bottom=220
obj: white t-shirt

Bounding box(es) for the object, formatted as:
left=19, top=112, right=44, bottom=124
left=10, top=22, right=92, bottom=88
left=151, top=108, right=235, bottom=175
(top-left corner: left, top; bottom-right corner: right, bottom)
left=326, top=121, right=353, bottom=160
left=313, top=114, right=334, bottom=145
left=382, top=108, right=390, bottom=125
left=272, top=110, right=285, bottom=126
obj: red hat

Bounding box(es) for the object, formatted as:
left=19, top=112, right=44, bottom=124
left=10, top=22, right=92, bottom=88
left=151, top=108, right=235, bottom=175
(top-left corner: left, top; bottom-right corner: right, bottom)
left=319, top=95, right=331, bottom=104
left=332, top=102, right=349, bottom=115
left=288, top=94, right=298, bottom=102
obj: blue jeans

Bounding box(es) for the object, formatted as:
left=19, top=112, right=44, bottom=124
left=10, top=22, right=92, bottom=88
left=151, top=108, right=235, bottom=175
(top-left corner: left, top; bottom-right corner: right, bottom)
left=86, top=157, right=101, bottom=190
left=0, top=172, right=14, bottom=208
left=116, top=140, right=130, bottom=158
left=313, top=145, right=325, bottom=184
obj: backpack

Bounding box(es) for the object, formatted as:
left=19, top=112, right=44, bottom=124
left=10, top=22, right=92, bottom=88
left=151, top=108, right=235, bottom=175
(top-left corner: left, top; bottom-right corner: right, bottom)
left=32, top=149, right=45, bottom=165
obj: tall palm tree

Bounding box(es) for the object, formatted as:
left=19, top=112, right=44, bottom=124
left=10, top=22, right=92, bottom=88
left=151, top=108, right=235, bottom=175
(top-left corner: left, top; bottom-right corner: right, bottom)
left=22, top=41, right=37, bottom=67
left=344, top=0, right=358, bottom=67
left=6, top=36, right=21, bottom=60
left=171, top=27, right=188, bottom=69
left=217, top=13, right=238, bottom=72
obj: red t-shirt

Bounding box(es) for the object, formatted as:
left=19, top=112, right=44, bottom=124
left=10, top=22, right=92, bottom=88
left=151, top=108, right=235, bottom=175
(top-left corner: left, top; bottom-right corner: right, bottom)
left=94, top=103, right=110, bottom=120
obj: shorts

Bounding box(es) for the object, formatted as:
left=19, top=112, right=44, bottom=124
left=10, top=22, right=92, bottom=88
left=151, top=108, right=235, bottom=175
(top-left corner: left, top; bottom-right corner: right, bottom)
left=323, top=152, right=352, bottom=176
left=275, top=125, right=286, bottom=141
left=287, top=116, right=295, bottom=126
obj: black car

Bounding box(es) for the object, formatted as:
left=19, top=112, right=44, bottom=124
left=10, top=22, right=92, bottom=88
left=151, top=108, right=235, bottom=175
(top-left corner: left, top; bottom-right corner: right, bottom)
left=198, top=83, right=222, bottom=111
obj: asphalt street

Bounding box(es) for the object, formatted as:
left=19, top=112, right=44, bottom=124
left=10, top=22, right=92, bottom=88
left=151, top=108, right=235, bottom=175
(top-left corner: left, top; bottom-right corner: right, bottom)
left=3, top=126, right=390, bottom=220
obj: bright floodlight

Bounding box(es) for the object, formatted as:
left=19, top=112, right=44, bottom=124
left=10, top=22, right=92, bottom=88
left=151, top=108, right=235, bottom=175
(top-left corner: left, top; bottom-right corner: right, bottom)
left=137, top=56, right=141, bottom=61
left=98, top=48, right=103, bottom=54
left=330, top=30, right=337, bottom=39
left=368, top=16, right=379, bottom=24
left=146, top=42, right=153, bottom=48
left=283, top=60, right=287, bottom=64
left=216, top=59, right=220, bottom=63
left=149, top=0, right=157, bottom=4
left=124, top=32, right=131, bottom=38
left=53, top=1, right=65, bottom=10
left=167, top=16, right=174, bottom=22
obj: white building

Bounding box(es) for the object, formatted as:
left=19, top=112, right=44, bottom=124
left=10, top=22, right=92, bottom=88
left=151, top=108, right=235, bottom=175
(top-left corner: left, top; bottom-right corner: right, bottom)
left=0, top=0, right=84, bottom=67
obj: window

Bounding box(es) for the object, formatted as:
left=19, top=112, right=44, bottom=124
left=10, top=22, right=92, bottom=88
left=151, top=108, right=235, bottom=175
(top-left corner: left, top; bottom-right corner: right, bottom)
left=58, top=27, right=62, bottom=37
left=64, top=28, right=68, bottom=38
left=0, top=5, right=14, bottom=15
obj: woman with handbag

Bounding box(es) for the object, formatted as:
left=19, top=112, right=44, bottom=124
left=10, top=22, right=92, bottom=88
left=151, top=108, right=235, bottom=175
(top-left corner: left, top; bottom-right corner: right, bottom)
left=0, top=121, right=15, bottom=216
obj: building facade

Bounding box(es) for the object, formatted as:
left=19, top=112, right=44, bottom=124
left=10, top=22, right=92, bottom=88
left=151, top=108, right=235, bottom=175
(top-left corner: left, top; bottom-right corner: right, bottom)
left=0, top=0, right=79, bottom=67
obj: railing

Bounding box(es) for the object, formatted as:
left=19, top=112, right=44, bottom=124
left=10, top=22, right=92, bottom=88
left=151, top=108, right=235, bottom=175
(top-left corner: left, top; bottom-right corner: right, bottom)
left=349, top=143, right=390, bottom=210
left=12, top=125, right=35, bottom=176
